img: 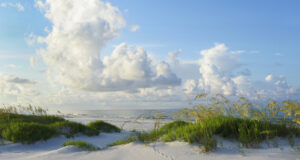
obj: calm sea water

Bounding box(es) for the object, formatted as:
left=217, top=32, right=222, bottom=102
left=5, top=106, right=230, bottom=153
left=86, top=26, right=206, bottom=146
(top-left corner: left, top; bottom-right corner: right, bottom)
left=64, top=109, right=179, bottom=131
left=68, top=109, right=178, bottom=119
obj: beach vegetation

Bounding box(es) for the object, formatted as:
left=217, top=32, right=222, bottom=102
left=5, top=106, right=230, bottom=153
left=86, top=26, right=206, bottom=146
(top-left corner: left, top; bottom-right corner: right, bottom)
left=87, top=120, right=121, bottom=133
left=107, top=136, right=137, bottom=147
left=62, top=140, right=100, bottom=151
left=0, top=122, right=57, bottom=144
left=0, top=105, right=118, bottom=144
left=111, top=94, right=300, bottom=152
left=50, top=121, right=99, bottom=137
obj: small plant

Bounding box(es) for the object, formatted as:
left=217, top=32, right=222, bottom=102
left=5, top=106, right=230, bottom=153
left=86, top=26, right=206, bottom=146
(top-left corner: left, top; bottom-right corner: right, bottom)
left=62, top=140, right=100, bottom=151
left=87, top=120, right=121, bottom=133
left=107, top=136, right=137, bottom=147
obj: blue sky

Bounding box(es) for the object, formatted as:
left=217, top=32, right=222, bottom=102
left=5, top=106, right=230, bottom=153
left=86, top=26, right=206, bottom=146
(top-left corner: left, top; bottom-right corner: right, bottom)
left=0, top=0, right=299, bottom=109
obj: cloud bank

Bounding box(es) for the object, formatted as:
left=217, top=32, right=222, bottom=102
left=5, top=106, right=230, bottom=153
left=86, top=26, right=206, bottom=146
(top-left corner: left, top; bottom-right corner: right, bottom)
left=183, top=44, right=299, bottom=100
left=6, top=0, right=296, bottom=108
left=36, top=0, right=180, bottom=92
left=184, top=44, right=245, bottom=96
left=0, top=74, right=39, bottom=104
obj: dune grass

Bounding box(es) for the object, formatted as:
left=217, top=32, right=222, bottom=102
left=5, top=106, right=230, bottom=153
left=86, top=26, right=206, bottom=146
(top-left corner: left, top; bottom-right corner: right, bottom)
left=0, top=106, right=121, bottom=144
left=0, top=122, right=57, bottom=144
left=107, top=136, right=137, bottom=147
left=0, top=113, right=100, bottom=143
left=50, top=121, right=99, bottom=137
left=62, top=140, right=100, bottom=151
left=162, top=116, right=299, bottom=151
left=87, top=120, right=121, bottom=133
left=111, top=116, right=299, bottom=152
left=108, top=94, right=300, bottom=152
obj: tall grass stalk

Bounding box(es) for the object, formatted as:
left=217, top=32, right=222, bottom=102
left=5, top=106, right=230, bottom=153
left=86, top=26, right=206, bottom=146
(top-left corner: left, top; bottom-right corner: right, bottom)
left=130, top=94, right=300, bottom=152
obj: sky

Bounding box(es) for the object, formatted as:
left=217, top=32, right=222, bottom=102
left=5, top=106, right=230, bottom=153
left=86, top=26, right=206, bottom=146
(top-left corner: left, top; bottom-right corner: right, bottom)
left=0, top=0, right=300, bottom=110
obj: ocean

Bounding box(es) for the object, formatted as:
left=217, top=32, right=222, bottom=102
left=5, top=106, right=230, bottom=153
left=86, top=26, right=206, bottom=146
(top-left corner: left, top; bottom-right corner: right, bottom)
left=64, top=109, right=178, bottom=131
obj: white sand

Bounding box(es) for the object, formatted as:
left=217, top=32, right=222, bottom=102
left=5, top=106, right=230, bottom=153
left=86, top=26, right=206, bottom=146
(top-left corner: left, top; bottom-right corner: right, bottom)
left=0, top=117, right=299, bottom=160
left=1, top=133, right=299, bottom=160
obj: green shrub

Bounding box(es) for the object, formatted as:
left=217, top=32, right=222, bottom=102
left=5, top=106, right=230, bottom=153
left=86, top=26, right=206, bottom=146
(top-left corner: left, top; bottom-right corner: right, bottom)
left=107, top=136, right=137, bottom=147
left=62, top=140, right=100, bottom=151
left=87, top=120, right=121, bottom=133
left=51, top=121, right=99, bottom=137
left=1, top=122, right=57, bottom=144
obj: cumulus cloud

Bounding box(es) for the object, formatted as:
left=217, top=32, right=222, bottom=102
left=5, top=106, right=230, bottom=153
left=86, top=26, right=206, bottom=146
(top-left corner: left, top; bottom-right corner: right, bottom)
left=264, top=74, right=293, bottom=94
left=0, top=74, right=39, bottom=104
left=1, top=2, right=24, bottom=11
left=130, top=25, right=140, bottom=32
left=36, top=0, right=180, bottom=92
left=183, top=44, right=299, bottom=100
left=183, top=44, right=256, bottom=97
left=196, top=43, right=243, bottom=96
left=183, top=79, right=198, bottom=94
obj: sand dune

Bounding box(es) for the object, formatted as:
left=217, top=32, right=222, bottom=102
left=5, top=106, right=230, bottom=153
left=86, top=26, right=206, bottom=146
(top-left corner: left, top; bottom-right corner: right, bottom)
left=1, top=131, right=299, bottom=160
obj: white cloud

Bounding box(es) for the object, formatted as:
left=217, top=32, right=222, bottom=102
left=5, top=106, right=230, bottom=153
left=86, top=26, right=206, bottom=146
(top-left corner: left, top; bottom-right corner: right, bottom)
left=196, top=43, right=242, bottom=96
left=183, top=79, right=198, bottom=94
left=259, top=74, right=297, bottom=99
left=99, top=43, right=181, bottom=92
left=183, top=44, right=255, bottom=98
left=182, top=44, right=299, bottom=100
left=265, top=74, right=289, bottom=89
left=8, top=0, right=295, bottom=108
left=36, top=0, right=180, bottom=92
left=265, top=74, right=273, bottom=82
left=130, top=25, right=140, bottom=32
left=168, top=49, right=182, bottom=59
left=0, top=73, right=39, bottom=104
left=1, top=2, right=24, bottom=11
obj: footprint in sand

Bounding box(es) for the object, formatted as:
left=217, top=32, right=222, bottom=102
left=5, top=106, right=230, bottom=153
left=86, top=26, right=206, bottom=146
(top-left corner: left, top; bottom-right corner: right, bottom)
left=151, top=143, right=175, bottom=160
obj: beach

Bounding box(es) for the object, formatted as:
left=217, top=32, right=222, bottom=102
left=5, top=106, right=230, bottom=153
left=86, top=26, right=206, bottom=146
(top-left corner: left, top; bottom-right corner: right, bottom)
left=1, top=110, right=299, bottom=160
